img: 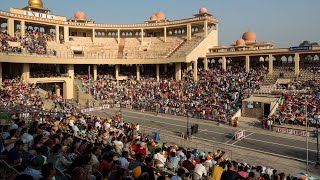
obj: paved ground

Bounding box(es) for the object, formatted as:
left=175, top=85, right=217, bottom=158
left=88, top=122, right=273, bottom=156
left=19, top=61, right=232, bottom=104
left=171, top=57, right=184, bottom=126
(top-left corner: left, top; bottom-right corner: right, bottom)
left=88, top=108, right=320, bottom=177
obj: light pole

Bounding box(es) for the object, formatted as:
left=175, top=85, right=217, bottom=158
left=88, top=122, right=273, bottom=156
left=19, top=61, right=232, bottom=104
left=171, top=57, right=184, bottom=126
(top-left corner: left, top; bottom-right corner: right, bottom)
left=187, top=110, right=189, bottom=136
left=316, top=114, right=320, bottom=167
left=88, top=65, right=91, bottom=108
left=305, top=97, right=309, bottom=174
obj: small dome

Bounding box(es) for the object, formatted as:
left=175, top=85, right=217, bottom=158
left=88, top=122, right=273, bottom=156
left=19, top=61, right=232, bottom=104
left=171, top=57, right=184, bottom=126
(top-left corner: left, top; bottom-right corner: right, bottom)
left=150, top=15, right=157, bottom=21
left=242, top=31, right=256, bottom=43
left=155, top=11, right=166, bottom=20
left=199, top=7, right=208, bottom=14
left=28, top=0, right=43, bottom=8
left=74, top=11, right=86, bottom=20
left=236, top=38, right=246, bottom=46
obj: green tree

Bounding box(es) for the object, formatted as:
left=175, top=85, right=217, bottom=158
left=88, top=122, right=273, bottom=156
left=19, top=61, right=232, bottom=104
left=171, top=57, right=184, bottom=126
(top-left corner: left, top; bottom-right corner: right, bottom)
left=299, top=40, right=311, bottom=47
left=299, top=40, right=319, bottom=47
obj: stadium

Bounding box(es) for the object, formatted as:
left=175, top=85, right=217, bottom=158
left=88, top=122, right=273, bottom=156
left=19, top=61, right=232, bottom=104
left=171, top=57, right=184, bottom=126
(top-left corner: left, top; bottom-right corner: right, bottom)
left=0, top=0, right=319, bottom=179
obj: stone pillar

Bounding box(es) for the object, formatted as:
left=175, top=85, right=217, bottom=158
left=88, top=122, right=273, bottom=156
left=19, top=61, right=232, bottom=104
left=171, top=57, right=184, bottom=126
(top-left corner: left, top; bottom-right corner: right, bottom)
left=268, top=54, right=273, bottom=75
left=68, top=64, right=74, bottom=79
left=294, top=53, right=300, bottom=76
left=56, top=84, right=61, bottom=97
left=204, top=57, right=208, bottom=70
left=164, top=27, right=167, bottom=42
left=55, top=25, right=59, bottom=43
left=136, top=64, right=140, bottom=81
left=245, top=55, right=250, bottom=73
left=156, top=64, right=160, bottom=82
left=93, top=64, right=97, bottom=81
left=7, top=18, right=14, bottom=37
left=117, top=29, right=120, bottom=44
left=56, top=64, right=60, bottom=74
left=64, top=26, right=69, bottom=42
left=204, top=20, right=208, bottom=37
left=187, top=23, right=192, bottom=40
left=193, top=60, right=198, bottom=81
left=21, top=63, right=30, bottom=83
left=175, top=63, right=181, bottom=81
left=0, top=62, right=2, bottom=84
left=115, top=64, right=120, bottom=80
left=164, top=64, right=167, bottom=73
left=187, top=62, right=192, bottom=72
left=92, top=28, right=95, bottom=42
left=63, top=81, right=74, bottom=100
left=141, top=29, right=144, bottom=44
left=141, top=65, right=144, bottom=73
left=222, top=56, right=227, bottom=72
left=20, top=20, right=25, bottom=37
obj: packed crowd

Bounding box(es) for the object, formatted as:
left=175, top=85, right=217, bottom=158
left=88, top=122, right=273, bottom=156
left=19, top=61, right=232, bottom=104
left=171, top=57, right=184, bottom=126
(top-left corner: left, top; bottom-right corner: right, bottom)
left=20, top=29, right=52, bottom=55
left=0, top=30, right=21, bottom=54
left=0, top=78, right=44, bottom=109
left=266, top=80, right=320, bottom=128
left=77, top=66, right=267, bottom=123
left=0, top=78, right=314, bottom=180
left=0, top=27, right=56, bottom=55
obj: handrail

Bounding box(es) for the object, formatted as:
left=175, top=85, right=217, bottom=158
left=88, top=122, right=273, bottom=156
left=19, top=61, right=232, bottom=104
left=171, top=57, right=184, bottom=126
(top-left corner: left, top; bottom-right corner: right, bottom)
left=268, top=96, right=282, bottom=118
left=0, top=10, right=218, bottom=29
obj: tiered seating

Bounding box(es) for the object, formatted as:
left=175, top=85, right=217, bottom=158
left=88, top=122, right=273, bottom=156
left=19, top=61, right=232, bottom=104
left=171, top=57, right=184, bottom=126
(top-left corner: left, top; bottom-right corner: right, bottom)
left=170, top=33, right=204, bottom=58
left=124, top=37, right=184, bottom=59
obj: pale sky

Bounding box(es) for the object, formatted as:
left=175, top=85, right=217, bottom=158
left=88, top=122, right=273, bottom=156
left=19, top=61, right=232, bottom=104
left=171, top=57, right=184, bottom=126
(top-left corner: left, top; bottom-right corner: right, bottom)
left=2, top=0, right=320, bottom=47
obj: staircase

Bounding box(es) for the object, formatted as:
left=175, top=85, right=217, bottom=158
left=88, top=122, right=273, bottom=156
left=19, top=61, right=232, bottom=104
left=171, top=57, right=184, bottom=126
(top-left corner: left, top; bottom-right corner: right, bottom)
left=73, top=82, right=101, bottom=107
left=118, top=38, right=126, bottom=59
left=37, top=88, right=62, bottom=110
left=166, top=39, right=187, bottom=58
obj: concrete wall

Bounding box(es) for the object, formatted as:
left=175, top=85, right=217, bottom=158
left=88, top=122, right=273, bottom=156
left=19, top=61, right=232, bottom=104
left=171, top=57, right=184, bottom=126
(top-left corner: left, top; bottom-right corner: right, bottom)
left=242, top=102, right=264, bottom=119
left=186, top=29, right=218, bottom=62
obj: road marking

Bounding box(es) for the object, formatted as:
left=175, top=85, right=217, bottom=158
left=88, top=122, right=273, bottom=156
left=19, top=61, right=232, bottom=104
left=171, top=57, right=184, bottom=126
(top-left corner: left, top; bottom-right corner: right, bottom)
left=94, top=110, right=318, bottom=154
left=122, top=114, right=229, bottom=136
left=101, top=109, right=317, bottom=144
left=139, top=125, right=316, bottom=164
left=245, top=137, right=318, bottom=153
left=232, top=132, right=255, bottom=145
left=193, top=136, right=316, bottom=164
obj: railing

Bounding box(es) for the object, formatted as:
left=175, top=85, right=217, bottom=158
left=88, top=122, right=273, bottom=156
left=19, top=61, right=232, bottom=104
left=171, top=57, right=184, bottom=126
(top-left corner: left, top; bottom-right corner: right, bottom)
left=0, top=10, right=218, bottom=28
left=0, top=50, right=175, bottom=60
left=141, top=127, right=233, bottom=159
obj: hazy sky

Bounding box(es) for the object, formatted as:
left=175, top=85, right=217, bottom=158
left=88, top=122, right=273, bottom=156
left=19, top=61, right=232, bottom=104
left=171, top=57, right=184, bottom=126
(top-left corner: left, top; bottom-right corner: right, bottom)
left=2, top=0, right=320, bottom=47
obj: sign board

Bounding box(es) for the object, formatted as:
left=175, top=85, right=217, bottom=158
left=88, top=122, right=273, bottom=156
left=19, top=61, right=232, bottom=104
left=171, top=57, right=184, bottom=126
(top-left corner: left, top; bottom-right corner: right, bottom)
left=289, top=46, right=312, bottom=51
left=24, top=11, right=56, bottom=20
left=235, top=130, right=245, bottom=140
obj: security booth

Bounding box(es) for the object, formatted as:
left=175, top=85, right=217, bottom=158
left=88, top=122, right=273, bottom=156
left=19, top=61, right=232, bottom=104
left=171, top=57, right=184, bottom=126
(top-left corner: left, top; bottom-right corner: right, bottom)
left=242, top=96, right=280, bottom=119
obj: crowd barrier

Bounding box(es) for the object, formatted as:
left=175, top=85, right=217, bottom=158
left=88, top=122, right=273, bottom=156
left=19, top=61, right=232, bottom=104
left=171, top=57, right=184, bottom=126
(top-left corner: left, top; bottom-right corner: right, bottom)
left=272, top=126, right=317, bottom=137
left=80, top=103, right=230, bottom=123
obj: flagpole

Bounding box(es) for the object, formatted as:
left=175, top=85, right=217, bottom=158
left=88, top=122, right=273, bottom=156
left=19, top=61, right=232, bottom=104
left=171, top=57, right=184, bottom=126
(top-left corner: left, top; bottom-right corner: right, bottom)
left=305, top=96, right=308, bottom=174
left=88, top=65, right=91, bottom=108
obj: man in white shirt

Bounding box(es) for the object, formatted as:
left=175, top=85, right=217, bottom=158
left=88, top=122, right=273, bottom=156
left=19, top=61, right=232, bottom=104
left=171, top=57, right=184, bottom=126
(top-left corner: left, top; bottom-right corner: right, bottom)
left=194, top=159, right=207, bottom=177
left=95, top=120, right=101, bottom=129
left=103, top=121, right=111, bottom=130
left=21, top=128, right=35, bottom=151
left=153, top=148, right=166, bottom=167
left=90, top=147, right=101, bottom=170
left=118, top=151, right=130, bottom=170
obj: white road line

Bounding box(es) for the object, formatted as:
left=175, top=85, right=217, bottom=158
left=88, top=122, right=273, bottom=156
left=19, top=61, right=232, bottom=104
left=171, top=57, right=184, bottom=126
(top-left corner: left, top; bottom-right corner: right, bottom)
left=102, top=109, right=317, bottom=144
left=140, top=125, right=316, bottom=164
left=193, top=136, right=316, bottom=164
left=245, top=137, right=318, bottom=153
left=96, top=111, right=318, bottom=152
left=232, top=132, right=255, bottom=145
left=122, top=114, right=228, bottom=136
left=125, top=114, right=318, bottom=152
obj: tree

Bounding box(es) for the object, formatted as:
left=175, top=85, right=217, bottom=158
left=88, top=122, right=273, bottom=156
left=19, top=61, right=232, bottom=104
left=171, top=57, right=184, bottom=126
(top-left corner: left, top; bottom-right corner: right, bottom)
left=299, top=40, right=319, bottom=47
left=299, top=40, right=311, bottom=47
